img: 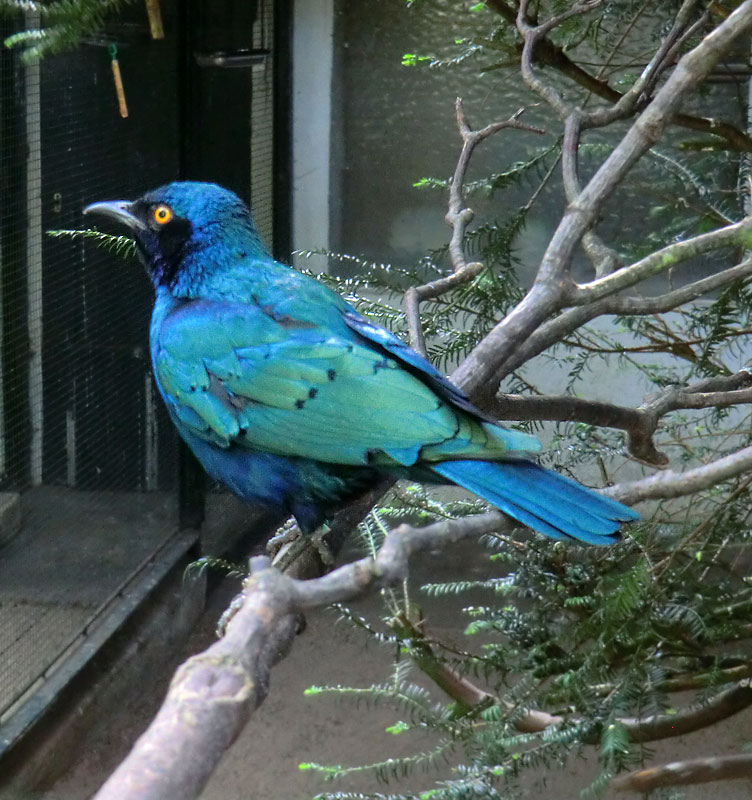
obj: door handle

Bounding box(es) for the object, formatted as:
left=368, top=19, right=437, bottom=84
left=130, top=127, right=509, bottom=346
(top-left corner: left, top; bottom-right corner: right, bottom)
left=194, top=49, right=270, bottom=69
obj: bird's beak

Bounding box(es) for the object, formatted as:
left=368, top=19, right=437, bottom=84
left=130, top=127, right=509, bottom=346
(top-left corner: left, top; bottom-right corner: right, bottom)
left=83, top=200, right=146, bottom=232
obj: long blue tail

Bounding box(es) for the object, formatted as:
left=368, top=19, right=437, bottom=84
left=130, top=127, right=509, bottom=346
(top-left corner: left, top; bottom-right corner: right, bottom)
left=432, top=459, right=639, bottom=545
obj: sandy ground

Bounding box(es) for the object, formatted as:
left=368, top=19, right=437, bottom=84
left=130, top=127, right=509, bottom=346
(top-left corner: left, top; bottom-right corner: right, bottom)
left=40, top=537, right=752, bottom=800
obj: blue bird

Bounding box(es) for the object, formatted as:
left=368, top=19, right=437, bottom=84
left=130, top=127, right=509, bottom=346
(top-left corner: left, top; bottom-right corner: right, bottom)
left=85, top=182, right=638, bottom=544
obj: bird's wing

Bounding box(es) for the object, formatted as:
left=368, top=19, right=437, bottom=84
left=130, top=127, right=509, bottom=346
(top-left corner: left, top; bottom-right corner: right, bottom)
left=153, top=299, right=540, bottom=467
left=342, top=309, right=495, bottom=420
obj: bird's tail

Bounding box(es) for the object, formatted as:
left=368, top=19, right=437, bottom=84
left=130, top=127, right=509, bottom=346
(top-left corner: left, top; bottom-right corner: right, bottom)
left=431, top=459, right=639, bottom=545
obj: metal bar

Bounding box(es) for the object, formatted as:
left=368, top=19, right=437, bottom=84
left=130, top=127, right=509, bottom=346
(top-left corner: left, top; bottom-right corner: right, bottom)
left=272, top=0, right=294, bottom=262
left=24, top=12, right=43, bottom=487
left=0, top=17, right=31, bottom=487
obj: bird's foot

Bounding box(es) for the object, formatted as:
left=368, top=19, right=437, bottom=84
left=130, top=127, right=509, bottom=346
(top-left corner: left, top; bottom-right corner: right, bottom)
left=268, top=522, right=335, bottom=572
left=216, top=588, right=246, bottom=638
left=266, top=518, right=301, bottom=559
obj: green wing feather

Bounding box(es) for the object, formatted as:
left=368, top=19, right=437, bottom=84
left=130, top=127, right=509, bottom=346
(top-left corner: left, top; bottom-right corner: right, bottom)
left=153, top=300, right=541, bottom=466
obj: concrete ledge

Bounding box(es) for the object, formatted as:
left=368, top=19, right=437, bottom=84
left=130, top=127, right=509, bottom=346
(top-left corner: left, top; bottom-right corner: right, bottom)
left=0, top=528, right=203, bottom=796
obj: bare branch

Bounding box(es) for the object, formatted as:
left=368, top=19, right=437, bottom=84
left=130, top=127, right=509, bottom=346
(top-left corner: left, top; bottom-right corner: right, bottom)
left=612, top=752, right=752, bottom=793
left=92, top=512, right=515, bottom=800
left=517, top=0, right=604, bottom=118
left=493, top=369, right=752, bottom=466
left=659, top=661, right=752, bottom=693
left=583, top=0, right=707, bottom=129
left=405, top=263, right=485, bottom=355
left=621, top=680, right=752, bottom=742
left=614, top=257, right=752, bottom=314
left=406, top=100, right=543, bottom=354
left=570, top=217, right=752, bottom=304
left=495, top=258, right=752, bottom=378
left=452, top=2, right=752, bottom=405
left=562, top=113, right=624, bottom=276
left=606, top=445, right=752, bottom=505
left=485, top=0, right=752, bottom=151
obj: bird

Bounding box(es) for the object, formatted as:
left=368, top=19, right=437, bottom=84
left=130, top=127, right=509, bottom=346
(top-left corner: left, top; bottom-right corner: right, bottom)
left=84, top=181, right=639, bottom=545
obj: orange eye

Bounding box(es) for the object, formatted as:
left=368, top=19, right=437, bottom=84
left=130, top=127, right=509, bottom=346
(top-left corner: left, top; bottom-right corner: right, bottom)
left=153, top=204, right=173, bottom=225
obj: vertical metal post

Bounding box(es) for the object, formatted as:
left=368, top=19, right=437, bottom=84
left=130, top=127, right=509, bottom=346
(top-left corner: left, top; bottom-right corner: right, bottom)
left=25, top=11, right=43, bottom=487
left=273, top=0, right=294, bottom=262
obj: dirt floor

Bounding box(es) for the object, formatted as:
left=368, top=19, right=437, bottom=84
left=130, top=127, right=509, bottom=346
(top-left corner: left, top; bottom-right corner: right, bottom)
left=36, top=537, right=752, bottom=800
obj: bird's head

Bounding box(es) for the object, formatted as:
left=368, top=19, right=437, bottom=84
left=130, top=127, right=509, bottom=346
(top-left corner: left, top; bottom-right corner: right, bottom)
left=84, top=181, right=270, bottom=295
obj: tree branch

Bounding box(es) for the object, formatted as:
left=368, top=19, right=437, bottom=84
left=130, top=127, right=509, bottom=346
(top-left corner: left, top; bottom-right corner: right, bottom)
left=92, top=512, right=516, bottom=800
left=612, top=752, right=752, bottom=793
left=452, top=1, right=752, bottom=406
left=606, top=445, right=752, bottom=505
left=495, top=369, right=752, bottom=466
left=485, top=0, right=752, bottom=151
left=620, top=680, right=752, bottom=742
left=570, top=217, right=752, bottom=304
left=406, top=100, right=543, bottom=355
left=494, top=257, right=752, bottom=378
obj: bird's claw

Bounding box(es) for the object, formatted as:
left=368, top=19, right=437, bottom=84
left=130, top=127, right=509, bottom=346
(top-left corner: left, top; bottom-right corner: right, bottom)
left=267, top=523, right=335, bottom=572
left=266, top=518, right=301, bottom=560
left=216, top=589, right=246, bottom=637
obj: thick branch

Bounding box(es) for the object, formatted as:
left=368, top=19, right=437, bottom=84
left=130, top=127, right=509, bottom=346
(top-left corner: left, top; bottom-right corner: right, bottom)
left=612, top=752, right=752, bottom=793
left=92, top=512, right=515, bottom=800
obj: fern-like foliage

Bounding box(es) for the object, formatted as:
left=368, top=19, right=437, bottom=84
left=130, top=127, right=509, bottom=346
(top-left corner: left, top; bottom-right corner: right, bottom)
left=299, top=4, right=752, bottom=797
left=47, top=227, right=137, bottom=258
left=1, top=0, right=135, bottom=60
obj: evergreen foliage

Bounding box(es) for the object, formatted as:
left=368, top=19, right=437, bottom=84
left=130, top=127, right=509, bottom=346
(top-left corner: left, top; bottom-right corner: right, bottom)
left=0, top=0, right=134, bottom=60
left=293, top=2, right=752, bottom=798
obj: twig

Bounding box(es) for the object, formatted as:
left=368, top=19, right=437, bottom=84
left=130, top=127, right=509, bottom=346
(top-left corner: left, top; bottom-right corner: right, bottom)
left=406, top=99, right=543, bottom=354
left=612, top=752, right=752, bottom=792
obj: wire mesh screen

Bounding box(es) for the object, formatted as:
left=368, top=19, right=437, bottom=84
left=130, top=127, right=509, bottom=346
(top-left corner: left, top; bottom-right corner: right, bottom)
left=0, top=2, right=181, bottom=725
left=0, top=0, right=280, bottom=729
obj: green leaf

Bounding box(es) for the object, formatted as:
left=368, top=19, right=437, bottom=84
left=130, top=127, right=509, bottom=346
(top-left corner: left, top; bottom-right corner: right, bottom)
left=401, top=53, right=431, bottom=66
left=386, top=720, right=410, bottom=735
